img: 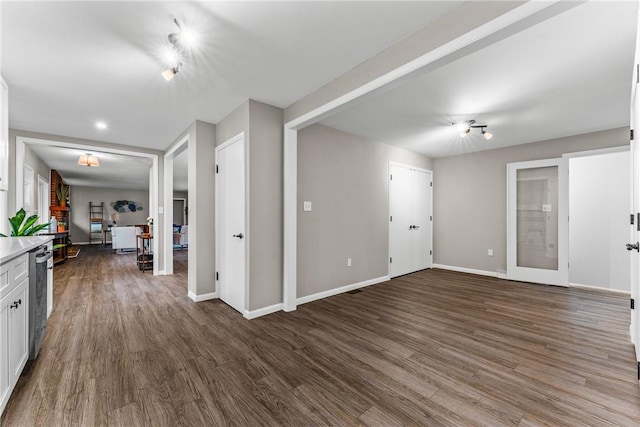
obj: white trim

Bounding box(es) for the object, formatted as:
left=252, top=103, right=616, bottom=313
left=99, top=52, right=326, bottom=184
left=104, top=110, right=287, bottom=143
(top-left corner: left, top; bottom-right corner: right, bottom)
left=569, top=283, right=631, bottom=295
left=188, top=291, right=218, bottom=302
left=283, top=128, right=297, bottom=311
left=296, top=275, right=389, bottom=306
left=243, top=303, right=283, bottom=320
left=432, top=264, right=498, bottom=278
left=282, top=2, right=561, bottom=312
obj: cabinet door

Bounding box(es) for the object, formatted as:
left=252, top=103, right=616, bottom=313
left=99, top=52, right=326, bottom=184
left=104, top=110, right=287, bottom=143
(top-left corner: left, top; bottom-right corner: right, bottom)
left=0, top=292, right=9, bottom=414
left=8, top=279, right=28, bottom=382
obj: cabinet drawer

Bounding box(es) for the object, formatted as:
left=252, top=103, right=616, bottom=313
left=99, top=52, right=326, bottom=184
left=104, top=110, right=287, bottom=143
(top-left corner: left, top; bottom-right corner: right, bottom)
left=0, top=254, right=28, bottom=299
left=12, top=255, right=28, bottom=285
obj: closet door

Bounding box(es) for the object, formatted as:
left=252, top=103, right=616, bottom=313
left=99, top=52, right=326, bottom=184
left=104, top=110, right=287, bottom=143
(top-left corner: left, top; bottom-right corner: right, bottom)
left=389, top=163, right=433, bottom=278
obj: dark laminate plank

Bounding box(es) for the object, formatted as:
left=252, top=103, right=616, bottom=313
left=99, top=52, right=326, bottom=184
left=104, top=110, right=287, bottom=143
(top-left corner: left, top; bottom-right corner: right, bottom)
left=1, top=247, right=638, bottom=426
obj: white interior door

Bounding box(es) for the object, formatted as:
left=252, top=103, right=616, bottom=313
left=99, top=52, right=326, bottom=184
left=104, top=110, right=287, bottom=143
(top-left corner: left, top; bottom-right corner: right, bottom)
left=389, top=162, right=432, bottom=278
left=411, top=169, right=432, bottom=271
left=507, top=158, right=568, bottom=286
left=629, top=23, right=640, bottom=364
left=215, top=133, right=246, bottom=314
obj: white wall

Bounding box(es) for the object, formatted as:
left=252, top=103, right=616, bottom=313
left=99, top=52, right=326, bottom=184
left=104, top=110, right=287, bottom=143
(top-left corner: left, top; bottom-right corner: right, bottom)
left=569, top=150, right=630, bottom=291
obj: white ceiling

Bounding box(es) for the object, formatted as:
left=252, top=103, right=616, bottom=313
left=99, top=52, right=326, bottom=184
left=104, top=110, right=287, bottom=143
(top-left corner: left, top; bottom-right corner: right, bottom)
left=2, top=1, right=460, bottom=150
left=27, top=144, right=152, bottom=190
left=4, top=1, right=638, bottom=189
left=321, top=1, right=638, bottom=158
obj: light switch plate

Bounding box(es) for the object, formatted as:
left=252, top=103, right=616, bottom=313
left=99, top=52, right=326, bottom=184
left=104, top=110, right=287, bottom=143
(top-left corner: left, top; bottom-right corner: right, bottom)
left=303, top=201, right=312, bottom=212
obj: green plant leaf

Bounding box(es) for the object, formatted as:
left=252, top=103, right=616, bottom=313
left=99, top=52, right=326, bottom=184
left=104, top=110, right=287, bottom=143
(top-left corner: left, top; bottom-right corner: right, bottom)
left=24, top=223, right=50, bottom=236
left=17, top=214, right=39, bottom=235
left=8, top=208, right=26, bottom=235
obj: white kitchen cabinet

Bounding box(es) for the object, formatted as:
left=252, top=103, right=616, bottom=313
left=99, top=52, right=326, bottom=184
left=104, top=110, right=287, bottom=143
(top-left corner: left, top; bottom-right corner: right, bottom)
left=0, top=76, right=8, bottom=192
left=0, top=254, right=29, bottom=416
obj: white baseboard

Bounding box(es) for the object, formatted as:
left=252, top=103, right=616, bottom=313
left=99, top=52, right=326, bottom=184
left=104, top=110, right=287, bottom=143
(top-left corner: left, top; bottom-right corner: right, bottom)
left=570, top=283, right=631, bottom=295
left=244, top=303, right=283, bottom=320
left=432, top=264, right=497, bottom=278
left=188, top=291, right=218, bottom=302
left=297, top=275, right=390, bottom=306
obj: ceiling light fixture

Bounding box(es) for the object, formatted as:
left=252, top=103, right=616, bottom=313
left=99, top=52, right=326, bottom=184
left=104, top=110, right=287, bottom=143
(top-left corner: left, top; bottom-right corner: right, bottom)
left=161, top=18, right=192, bottom=82
left=78, top=153, right=100, bottom=167
left=452, top=120, right=493, bottom=139
left=95, top=121, right=107, bottom=130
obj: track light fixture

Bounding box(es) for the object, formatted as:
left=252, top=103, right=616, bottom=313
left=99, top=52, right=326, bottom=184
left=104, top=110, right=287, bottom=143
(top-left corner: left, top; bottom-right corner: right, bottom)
left=161, top=18, right=193, bottom=82
left=451, top=120, right=493, bottom=140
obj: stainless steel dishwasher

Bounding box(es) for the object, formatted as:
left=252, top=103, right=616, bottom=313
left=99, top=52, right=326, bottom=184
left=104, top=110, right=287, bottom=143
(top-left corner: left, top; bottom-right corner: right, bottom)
left=28, top=245, right=53, bottom=360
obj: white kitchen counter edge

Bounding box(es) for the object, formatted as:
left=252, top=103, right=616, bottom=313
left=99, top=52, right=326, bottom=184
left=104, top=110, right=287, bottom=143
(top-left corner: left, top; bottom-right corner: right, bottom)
left=0, top=236, right=54, bottom=264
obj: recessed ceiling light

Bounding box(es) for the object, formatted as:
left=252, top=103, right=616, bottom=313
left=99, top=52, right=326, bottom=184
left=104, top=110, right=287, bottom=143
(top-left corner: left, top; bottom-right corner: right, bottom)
left=95, top=121, right=108, bottom=130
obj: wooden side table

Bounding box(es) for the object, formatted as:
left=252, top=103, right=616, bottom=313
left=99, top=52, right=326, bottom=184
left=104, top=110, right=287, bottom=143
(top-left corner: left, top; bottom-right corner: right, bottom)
left=136, top=233, right=153, bottom=272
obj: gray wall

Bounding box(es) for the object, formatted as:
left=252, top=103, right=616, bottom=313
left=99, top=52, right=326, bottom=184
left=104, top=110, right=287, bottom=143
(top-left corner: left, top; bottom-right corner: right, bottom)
left=216, top=99, right=284, bottom=311
left=70, top=186, right=150, bottom=243
left=432, top=127, right=629, bottom=274
left=297, top=124, right=432, bottom=298
left=189, top=120, right=217, bottom=296
left=248, top=100, right=283, bottom=310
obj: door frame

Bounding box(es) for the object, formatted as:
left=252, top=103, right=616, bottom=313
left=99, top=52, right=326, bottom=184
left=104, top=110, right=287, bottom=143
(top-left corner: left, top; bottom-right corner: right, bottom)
left=215, top=132, right=248, bottom=315
left=16, top=137, right=160, bottom=275
left=388, top=161, right=433, bottom=278
left=37, top=174, right=49, bottom=224
left=507, top=158, right=569, bottom=286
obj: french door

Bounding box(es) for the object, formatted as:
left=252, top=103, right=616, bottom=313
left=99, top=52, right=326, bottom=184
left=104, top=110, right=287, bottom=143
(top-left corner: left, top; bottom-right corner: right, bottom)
left=507, top=158, right=568, bottom=286
left=389, top=162, right=432, bottom=278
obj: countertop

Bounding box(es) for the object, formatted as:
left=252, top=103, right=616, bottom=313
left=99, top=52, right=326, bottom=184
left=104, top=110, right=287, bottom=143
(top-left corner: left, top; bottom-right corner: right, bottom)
left=0, top=236, right=54, bottom=264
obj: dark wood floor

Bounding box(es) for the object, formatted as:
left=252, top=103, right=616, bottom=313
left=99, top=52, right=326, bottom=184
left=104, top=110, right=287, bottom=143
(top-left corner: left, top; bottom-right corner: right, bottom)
left=2, top=245, right=639, bottom=426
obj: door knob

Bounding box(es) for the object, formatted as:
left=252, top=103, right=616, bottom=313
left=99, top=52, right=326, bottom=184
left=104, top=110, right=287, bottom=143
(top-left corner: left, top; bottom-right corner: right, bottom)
left=626, top=242, right=639, bottom=252
left=233, top=233, right=244, bottom=239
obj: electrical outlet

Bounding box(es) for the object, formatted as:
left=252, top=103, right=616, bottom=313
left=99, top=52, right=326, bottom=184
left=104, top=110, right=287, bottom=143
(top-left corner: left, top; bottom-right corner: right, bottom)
left=488, top=249, right=494, bottom=257
left=303, top=201, right=312, bottom=212
left=347, top=258, right=352, bottom=267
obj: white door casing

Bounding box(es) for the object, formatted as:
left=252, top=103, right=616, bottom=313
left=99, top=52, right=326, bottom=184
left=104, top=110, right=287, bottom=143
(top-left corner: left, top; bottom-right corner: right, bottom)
left=629, top=12, right=640, bottom=363
left=37, top=175, right=49, bottom=224
left=215, top=133, right=246, bottom=314
left=389, top=162, right=433, bottom=278
left=507, top=158, right=569, bottom=286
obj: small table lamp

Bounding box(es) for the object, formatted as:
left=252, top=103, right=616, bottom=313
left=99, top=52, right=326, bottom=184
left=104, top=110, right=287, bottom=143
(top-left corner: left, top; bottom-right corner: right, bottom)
left=111, top=213, right=120, bottom=225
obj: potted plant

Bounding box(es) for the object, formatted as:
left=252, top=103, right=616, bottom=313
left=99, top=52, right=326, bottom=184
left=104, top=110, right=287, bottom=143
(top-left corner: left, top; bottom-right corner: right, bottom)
left=57, top=221, right=66, bottom=232
left=0, top=208, right=50, bottom=237
left=55, top=184, right=69, bottom=207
